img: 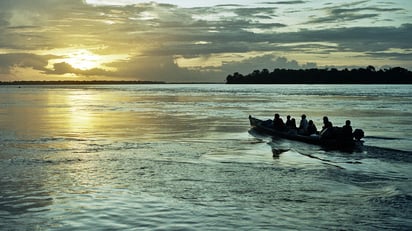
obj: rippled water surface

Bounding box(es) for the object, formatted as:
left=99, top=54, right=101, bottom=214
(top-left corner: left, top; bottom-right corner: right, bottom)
left=0, top=84, right=411, bottom=230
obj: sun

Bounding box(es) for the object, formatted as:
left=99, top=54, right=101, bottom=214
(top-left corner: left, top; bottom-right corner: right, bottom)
left=45, top=47, right=129, bottom=74
left=63, top=49, right=102, bottom=70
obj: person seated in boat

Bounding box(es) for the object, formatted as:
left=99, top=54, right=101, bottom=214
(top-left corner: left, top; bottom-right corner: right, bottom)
left=290, top=118, right=297, bottom=129
left=286, top=115, right=297, bottom=129
left=273, top=113, right=287, bottom=131
left=342, top=120, right=353, bottom=140
left=298, top=114, right=308, bottom=134
left=320, top=116, right=333, bottom=138
left=286, top=118, right=298, bottom=134
left=321, top=116, right=333, bottom=131
left=285, top=115, right=292, bottom=127
left=307, top=120, right=318, bottom=136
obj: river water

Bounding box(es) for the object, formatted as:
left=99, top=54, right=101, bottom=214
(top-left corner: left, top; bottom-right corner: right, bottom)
left=0, top=84, right=411, bottom=230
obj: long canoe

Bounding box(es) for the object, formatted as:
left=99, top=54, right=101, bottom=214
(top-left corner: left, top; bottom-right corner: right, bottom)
left=249, top=115, right=363, bottom=149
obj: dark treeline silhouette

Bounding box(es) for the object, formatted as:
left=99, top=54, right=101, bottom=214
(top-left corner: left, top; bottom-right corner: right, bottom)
left=226, top=66, right=412, bottom=84
left=0, top=80, right=166, bottom=85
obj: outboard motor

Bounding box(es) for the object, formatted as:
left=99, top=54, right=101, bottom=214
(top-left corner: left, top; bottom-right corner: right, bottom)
left=353, top=129, right=364, bottom=141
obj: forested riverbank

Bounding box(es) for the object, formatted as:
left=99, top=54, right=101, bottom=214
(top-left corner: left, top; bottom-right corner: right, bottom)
left=226, top=66, right=412, bottom=84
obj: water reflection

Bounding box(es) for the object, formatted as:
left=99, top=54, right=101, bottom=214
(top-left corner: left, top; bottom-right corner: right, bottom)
left=40, top=88, right=214, bottom=141
left=0, top=158, right=54, bottom=220
left=66, top=92, right=96, bottom=135
left=0, top=84, right=411, bottom=230
left=44, top=90, right=100, bottom=140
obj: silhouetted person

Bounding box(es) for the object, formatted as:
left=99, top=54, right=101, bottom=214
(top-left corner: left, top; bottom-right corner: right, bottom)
left=320, top=116, right=333, bottom=138
left=299, top=114, right=308, bottom=134
left=321, top=116, right=332, bottom=131
left=290, top=118, right=297, bottom=129
left=307, top=120, right=317, bottom=135
left=286, top=115, right=297, bottom=130
left=273, top=113, right=286, bottom=131
left=285, top=115, right=292, bottom=128
left=342, top=120, right=353, bottom=140
left=286, top=117, right=298, bottom=134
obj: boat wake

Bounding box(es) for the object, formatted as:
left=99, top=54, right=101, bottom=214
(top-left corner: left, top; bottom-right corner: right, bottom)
left=365, top=135, right=400, bottom=140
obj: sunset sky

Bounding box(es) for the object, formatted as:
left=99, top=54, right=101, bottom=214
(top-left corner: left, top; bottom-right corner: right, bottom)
left=0, top=0, right=411, bottom=82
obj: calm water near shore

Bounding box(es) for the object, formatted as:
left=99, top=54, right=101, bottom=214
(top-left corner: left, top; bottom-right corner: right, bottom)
left=0, top=84, right=411, bottom=230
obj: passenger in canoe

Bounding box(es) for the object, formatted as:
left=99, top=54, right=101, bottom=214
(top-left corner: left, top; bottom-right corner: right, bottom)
left=307, top=120, right=318, bottom=136
left=298, top=114, right=308, bottom=134
left=285, top=115, right=292, bottom=128
left=286, top=115, right=297, bottom=130
left=342, top=120, right=353, bottom=140
left=273, top=113, right=287, bottom=131
left=321, top=116, right=333, bottom=132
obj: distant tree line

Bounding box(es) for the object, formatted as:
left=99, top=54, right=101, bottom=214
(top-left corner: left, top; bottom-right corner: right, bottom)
left=226, top=66, right=412, bottom=84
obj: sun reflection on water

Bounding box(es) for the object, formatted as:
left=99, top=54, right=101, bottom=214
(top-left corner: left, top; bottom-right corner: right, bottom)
left=43, top=89, right=128, bottom=150
left=65, top=92, right=97, bottom=135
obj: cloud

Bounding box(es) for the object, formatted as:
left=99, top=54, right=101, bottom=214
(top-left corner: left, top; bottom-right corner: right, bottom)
left=0, top=0, right=86, bottom=50
left=44, top=62, right=110, bottom=76
left=221, top=54, right=317, bottom=75
left=307, top=1, right=404, bottom=24
left=0, top=53, right=53, bottom=74
left=107, top=55, right=219, bottom=82
left=233, top=7, right=277, bottom=18
left=0, top=0, right=411, bottom=81
left=308, top=13, right=379, bottom=24
left=291, top=24, right=412, bottom=53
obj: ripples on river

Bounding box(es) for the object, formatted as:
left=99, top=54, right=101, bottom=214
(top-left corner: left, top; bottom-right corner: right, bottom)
left=0, top=84, right=411, bottom=230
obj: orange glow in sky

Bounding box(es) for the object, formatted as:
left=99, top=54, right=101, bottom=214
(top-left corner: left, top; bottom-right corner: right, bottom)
left=0, top=0, right=411, bottom=82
